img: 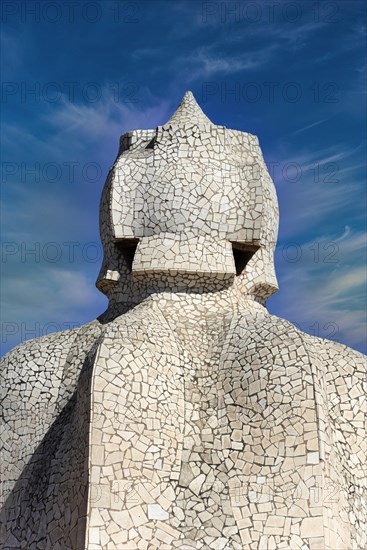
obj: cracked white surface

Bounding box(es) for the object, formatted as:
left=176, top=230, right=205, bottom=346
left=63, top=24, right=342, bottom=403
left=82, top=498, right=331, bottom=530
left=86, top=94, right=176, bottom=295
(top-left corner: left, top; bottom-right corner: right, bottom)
left=0, top=92, right=365, bottom=550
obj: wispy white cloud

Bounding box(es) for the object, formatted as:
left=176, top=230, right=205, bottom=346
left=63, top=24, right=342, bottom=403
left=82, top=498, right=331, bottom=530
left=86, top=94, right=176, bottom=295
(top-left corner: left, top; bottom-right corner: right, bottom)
left=314, top=22, right=366, bottom=63
left=192, top=5, right=327, bottom=48
left=2, top=86, right=172, bottom=167
left=2, top=186, right=96, bottom=242
left=290, top=118, right=328, bottom=136
left=176, top=44, right=278, bottom=80
left=1, top=265, right=106, bottom=351
left=1, top=88, right=174, bottom=214
left=270, top=227, right=367, bottom=353
left=3, top=268, right=99, bottom=314
left=268, top=140, right=365, bottom=240
left=45, top=89, right=171, bottom=146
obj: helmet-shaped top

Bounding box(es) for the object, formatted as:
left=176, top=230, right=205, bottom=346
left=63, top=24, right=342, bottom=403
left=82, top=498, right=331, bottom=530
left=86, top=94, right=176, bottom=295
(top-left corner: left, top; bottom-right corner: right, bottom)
left=97, top=91, right=279, bottom=310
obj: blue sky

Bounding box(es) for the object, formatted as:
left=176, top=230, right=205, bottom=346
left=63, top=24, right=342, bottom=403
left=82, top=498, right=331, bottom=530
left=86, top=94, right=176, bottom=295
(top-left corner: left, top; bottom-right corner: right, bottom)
left=1, top=0, right=366, bottom=355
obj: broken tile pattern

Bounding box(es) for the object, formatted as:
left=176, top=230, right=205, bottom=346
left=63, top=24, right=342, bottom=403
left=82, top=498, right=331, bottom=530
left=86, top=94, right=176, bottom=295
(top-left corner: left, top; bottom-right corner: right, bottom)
left=0, top=322, right=104, bottom=549
left=96, top=91, right=278, bottom=316
left=86, top=293, right=366, bottom=550
left=1, top=92, right=365, bottom=549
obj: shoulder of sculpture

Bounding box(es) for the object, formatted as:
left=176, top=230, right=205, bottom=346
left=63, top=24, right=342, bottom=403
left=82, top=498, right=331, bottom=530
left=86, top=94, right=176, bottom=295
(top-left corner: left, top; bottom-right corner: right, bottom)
left=0, top=320, right=103, bottom=385
left=230, top=311, right=365, bottom=373
left=302, top=332, right=366, bottom=375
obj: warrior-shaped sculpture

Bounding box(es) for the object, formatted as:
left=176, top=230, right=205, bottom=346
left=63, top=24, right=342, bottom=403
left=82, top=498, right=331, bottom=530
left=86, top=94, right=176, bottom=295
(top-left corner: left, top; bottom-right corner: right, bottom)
left=1, top=92, right=365, bottom=550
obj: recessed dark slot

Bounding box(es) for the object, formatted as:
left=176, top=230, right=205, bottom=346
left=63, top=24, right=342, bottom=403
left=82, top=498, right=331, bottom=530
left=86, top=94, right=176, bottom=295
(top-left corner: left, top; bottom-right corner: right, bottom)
left=146, top=138, right=155, bottom=149
left=115, top=239, right=139, bottom=270
left=231, top=243, right=258, bottom=276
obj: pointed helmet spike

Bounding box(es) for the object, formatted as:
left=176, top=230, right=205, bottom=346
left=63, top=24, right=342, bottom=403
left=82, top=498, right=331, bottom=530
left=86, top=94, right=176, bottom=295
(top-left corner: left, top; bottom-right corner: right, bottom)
left=166, top=90, right=212, bottom=125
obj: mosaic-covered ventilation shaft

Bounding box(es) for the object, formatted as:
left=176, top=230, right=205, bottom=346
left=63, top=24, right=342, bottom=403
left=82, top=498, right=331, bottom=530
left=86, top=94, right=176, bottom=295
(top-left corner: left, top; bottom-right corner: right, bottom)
left=1, top=92, right=365, bottom=550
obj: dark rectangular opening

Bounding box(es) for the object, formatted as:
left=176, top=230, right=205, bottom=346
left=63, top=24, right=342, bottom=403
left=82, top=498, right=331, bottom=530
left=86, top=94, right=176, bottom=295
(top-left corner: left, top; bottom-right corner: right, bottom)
left=231, top=242, right=259, bottom=276
left=115, top=239, right=139, bottom=270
